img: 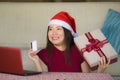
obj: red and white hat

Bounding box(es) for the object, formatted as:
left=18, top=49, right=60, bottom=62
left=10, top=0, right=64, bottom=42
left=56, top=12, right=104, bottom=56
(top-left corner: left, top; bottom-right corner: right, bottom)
left=48, top=11, right=78, bottom=37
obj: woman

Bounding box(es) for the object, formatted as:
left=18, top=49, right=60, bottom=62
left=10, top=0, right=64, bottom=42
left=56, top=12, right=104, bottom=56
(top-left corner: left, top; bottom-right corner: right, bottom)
left=28, top=11, right=110, bottom=72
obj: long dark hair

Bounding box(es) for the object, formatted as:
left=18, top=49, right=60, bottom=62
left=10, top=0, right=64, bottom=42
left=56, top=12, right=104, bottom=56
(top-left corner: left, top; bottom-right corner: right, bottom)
left=46, top=26, right=75, bottom=64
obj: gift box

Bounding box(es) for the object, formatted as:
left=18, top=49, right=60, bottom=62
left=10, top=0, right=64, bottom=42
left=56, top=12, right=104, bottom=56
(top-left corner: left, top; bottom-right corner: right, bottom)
left=74, top=29, right=118, bottom=70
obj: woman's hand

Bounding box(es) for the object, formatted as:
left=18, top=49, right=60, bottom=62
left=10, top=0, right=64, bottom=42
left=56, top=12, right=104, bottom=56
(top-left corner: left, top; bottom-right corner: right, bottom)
left=97, top=56, right=110, bottom=73
left=28, top=49, right=40, bottom=63
left=28, top=49, right=44, bottom=72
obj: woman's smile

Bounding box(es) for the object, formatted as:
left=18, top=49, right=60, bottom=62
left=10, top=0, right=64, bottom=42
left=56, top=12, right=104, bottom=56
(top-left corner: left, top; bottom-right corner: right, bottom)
left=48, top=24, right=65, bottom=45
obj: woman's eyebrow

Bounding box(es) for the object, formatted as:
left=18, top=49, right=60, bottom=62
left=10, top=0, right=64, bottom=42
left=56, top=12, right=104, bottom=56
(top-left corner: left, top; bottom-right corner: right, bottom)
left=57, top=26, right=62, bottom=28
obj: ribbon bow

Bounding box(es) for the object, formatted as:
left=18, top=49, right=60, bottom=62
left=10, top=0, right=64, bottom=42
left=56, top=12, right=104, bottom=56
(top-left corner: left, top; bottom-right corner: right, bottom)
left=86, top=39, right=104, bottom=52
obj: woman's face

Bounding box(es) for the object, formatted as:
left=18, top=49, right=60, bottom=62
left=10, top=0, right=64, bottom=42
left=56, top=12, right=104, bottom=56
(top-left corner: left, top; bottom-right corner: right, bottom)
left=48, top=24, right=65, bottom=46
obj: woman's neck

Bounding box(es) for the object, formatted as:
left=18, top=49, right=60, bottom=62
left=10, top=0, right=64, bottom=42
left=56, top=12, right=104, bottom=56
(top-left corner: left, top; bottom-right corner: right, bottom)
left=54, top=44, right=66, bottom=51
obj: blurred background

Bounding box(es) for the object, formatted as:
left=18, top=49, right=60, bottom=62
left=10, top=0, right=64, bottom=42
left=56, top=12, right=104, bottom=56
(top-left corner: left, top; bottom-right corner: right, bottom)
left=0, top=0, right=120, bottom=2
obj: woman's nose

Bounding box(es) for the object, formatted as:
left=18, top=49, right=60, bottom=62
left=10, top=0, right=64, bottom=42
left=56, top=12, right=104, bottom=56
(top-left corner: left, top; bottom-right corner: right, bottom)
left=52, top=29, right=57, bottom=34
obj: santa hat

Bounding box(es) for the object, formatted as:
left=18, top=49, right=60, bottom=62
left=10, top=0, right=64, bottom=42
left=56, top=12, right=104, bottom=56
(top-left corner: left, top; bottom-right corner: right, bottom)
left=48, top=11, right=78, bottom=38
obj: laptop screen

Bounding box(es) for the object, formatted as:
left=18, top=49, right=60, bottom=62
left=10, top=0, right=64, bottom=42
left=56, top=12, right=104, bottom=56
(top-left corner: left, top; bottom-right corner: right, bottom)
left=0, top=46, right=24, bottom=75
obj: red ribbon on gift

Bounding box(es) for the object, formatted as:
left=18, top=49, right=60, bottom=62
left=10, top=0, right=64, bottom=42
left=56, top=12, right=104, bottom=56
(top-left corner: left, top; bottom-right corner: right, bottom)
left=81, top=32, right=108, bottom=57
left=86, top=39, right=106, bottom=52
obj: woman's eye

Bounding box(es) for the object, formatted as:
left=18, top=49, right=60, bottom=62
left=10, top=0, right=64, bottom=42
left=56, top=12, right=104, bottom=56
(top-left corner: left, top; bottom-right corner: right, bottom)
left=49, top=28, right=52, bottom=31
left=57, top=28, right=62, bottom=30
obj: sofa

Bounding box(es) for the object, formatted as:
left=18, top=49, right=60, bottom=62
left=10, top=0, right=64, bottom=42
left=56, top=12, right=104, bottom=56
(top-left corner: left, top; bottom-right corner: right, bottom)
left=0, top=2, right=120, bottom=75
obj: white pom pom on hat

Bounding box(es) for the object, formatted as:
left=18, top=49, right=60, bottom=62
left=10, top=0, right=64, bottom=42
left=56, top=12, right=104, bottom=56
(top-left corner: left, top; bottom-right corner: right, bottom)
left=48, top=11, right=78, bottom=38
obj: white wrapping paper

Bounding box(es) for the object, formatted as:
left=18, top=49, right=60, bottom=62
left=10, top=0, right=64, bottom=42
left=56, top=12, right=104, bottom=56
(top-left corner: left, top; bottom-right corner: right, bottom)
left=74, top=29, right=118, bottom=70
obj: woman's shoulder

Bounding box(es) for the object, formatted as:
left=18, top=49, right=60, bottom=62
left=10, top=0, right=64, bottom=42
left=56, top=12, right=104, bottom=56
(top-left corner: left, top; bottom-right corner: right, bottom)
left=71, top=45, right=82, bottom=55
left=72, top=45, right=79, bottom=51
left=39, top=48, right=47, bottom=52
left=71, top=45, right=84, bottom=62
left=37, top=48, right=47, bottom=55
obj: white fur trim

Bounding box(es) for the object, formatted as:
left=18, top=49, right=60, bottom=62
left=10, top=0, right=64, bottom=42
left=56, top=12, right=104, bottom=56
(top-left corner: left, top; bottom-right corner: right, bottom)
left=48, top=19, right=74, bottom=34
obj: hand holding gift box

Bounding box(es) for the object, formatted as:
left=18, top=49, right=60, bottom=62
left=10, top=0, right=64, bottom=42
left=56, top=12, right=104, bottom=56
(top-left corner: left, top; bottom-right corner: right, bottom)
left=74, top=29, right=118, bottom=70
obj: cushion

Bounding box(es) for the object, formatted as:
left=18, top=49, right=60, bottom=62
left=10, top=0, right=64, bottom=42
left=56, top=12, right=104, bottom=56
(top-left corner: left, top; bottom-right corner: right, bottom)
left=101, top=9, right=120, bottom=55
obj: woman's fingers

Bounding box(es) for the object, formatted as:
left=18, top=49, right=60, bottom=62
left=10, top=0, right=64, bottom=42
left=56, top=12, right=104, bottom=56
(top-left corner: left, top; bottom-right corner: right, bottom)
left=101, top=57, right=104, bottom=65
left=28, top=49, right=37, bottom=59
left=99, top=57, right=104, bottom=66
left=28, top=49, right=36, bottom=55
left=97, top=56, right=110, bottom=73
left=103, top=56, right=106, bottom=65
left=107, top=58, right=111, bottom=65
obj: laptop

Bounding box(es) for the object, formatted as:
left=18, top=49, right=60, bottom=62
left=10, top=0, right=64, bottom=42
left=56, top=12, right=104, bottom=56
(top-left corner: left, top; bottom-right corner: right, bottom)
left=0, top=46, right=41, bottom=76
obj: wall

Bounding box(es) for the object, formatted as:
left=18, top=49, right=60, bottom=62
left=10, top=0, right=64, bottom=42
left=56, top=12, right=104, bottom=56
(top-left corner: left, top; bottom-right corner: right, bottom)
left=0, top=2, right=120, bottom=49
